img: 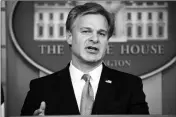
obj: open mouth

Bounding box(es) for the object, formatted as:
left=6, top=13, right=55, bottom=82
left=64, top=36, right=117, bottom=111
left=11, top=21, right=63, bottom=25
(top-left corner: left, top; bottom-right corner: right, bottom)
left=86, top=46, right=99, bottom=53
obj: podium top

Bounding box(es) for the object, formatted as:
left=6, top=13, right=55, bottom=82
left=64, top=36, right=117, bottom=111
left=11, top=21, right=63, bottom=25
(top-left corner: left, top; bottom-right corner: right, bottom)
left=12, top=115, right=176, bottom=117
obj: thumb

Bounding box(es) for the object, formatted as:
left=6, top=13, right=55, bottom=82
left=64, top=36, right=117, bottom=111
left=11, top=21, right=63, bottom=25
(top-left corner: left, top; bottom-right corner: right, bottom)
left=40, top=101, right=46, bottom=111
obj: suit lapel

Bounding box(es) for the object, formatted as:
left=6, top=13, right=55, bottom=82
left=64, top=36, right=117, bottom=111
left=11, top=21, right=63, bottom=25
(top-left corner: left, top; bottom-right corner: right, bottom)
left=92, top=64, right=116, bottom=114
left=56, top=64, right=80, bottom=115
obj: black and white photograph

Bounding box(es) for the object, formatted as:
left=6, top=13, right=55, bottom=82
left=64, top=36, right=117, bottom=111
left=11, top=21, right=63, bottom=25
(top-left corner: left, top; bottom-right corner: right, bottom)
left=1, top=0, right=176, bottom=116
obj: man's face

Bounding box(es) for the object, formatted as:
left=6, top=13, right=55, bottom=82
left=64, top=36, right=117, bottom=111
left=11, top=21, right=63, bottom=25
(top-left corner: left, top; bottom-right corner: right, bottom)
left=67, top=14, right=109, bottom=64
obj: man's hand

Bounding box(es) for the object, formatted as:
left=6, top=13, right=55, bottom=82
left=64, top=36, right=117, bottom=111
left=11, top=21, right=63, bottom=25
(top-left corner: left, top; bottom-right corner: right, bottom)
left=33, top=101, right=46, bottom=116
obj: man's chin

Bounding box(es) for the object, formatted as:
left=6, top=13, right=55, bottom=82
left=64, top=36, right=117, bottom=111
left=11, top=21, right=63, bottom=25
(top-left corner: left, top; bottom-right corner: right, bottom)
left=80, top=54, right=103, bottom=64
left=83, top=58, right=102, bottom=64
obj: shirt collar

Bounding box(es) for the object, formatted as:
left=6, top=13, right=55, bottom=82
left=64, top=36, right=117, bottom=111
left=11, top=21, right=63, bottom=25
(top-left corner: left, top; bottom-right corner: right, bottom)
left=69, top=61, right=84, bottom=83
left=89, top=63, right=102, bottom=82
left=69, top=61, right=103, bottom=82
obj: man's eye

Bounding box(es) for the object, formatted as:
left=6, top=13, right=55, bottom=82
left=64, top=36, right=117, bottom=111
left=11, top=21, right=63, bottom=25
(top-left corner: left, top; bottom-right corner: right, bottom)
left=82, top=30, right=91, bottom=34
left=99, top=33, right=106, bottom=37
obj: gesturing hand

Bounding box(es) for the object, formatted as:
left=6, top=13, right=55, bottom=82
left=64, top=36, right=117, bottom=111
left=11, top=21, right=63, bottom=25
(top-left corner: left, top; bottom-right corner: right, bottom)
left=33, top=101, right=46, bottom=116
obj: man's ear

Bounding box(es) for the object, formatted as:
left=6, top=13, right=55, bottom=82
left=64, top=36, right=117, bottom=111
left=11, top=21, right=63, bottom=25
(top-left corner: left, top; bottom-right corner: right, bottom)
left=66, top=31, right=72, bottom=45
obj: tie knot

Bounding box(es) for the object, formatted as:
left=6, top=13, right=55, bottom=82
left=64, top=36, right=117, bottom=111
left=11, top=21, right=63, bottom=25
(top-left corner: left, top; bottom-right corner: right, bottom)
left=82, top=74, right=91, bottom=82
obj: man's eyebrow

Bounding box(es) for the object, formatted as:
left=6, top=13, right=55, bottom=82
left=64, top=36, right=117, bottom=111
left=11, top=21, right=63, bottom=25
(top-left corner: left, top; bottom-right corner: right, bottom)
left=80, top=27, right=92, bottom=30
left=80, top=27, right=107, bottom=32
left=98, top=29, right=108, bottom=33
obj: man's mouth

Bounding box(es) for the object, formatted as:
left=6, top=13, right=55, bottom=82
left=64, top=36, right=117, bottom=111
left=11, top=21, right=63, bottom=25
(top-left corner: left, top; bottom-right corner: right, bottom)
left=85, top=46, right=99, bottom=53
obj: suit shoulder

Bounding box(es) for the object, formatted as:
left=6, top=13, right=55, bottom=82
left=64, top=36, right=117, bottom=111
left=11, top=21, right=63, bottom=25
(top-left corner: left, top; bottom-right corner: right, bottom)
left=30, top=67, right=67, bottom=86
left=104, top=65, right=141, bottom=82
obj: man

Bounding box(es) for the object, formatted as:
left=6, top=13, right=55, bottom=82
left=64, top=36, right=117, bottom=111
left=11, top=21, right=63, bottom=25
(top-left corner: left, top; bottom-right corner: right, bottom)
left=21, top=2, right=149, bottom=115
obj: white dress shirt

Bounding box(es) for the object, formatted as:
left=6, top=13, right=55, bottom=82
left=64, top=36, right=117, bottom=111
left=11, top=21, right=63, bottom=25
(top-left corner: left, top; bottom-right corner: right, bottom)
left=69, top=61, right=102, bottom=111
left=1, top=103, right=4, bottom=117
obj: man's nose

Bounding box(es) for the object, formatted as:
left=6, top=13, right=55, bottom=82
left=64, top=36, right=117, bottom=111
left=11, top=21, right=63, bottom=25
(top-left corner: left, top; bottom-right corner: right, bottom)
left=90, top=33, right=99, bottom=43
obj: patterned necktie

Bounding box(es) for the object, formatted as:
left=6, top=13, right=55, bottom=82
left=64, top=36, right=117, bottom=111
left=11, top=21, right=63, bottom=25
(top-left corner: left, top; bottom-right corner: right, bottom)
left=80, top=74, right=94, bottom=115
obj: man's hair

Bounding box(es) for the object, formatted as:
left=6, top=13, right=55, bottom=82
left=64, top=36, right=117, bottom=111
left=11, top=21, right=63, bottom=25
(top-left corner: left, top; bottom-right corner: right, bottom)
left=66, top=2, right=114, bottom=38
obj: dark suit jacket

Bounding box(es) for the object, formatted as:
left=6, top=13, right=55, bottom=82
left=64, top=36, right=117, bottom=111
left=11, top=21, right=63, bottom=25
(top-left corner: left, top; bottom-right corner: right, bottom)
left=1, top=86, right=4, bottom=104
left=21, top=63, right=149, bottom=115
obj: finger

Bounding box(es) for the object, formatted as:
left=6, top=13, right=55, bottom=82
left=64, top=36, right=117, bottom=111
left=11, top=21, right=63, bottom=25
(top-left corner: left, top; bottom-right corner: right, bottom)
left=33, top=109, right=43, bottom=115
left=33, top=109, right=38, bottom=115
left=40, top=101, right=46, bottom=111
left=39, top=112, right=45, bottom=116
left=33, top=101, right=46, bottom=115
